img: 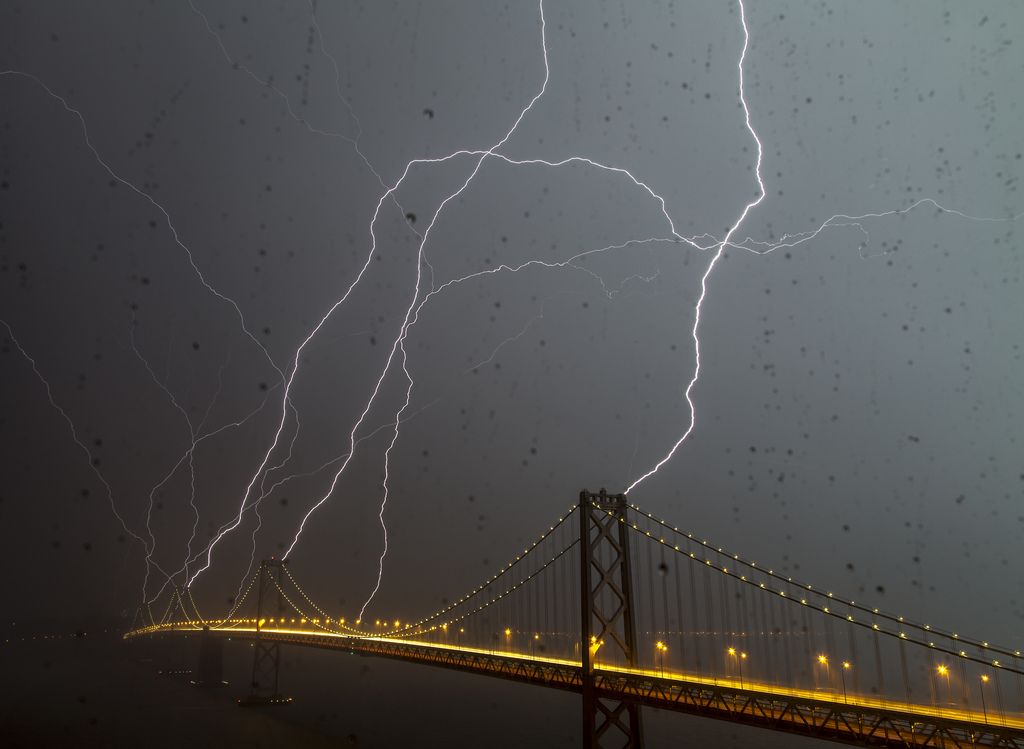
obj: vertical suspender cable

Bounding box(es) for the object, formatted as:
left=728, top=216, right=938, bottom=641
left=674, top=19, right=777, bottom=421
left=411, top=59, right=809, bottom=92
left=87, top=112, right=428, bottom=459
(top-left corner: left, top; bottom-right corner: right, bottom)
left=872, top=613, right=887, bottom=704
left=673, top=549, right=686, bottom=672
left=846, top=606, right=860, bottom=695
left=704, top=556, right=718, bottom=680
left=778, top=593, right=794, bottom=689
left=645, top=529, right=657, bottom=653
left=688, top=547, right=702, bottom=676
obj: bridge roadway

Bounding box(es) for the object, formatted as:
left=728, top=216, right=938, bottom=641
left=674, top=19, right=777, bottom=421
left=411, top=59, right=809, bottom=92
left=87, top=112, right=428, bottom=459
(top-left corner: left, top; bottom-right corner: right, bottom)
left=127, top=621, right=1024, bottom=748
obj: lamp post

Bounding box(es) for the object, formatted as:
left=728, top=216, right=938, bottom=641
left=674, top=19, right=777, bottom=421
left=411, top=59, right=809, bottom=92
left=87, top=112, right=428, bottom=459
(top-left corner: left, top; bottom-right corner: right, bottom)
left=727, top=648, right=746, bottom=689
left=655, top=641, right=668, bottom=677
left=979, top=674, right=990, bottom=725
left=589, top=635, right=604, bottom=669
left=840, top=662, right=851, bottom=704
left=817, top=654, right=830, bottom=692
left=937, top=665, right=951, bottom=708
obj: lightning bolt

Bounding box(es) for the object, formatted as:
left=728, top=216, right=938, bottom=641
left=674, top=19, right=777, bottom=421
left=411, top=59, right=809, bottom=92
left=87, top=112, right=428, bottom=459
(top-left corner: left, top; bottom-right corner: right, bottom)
left=130, top=320, right=282, bottom=601
left=129, top=318, right=194, bottom=601
left=285, top=0, right=552, bottom=565
left=464, top=309, right=547, bottom=375
left=0, top=318, right=171, bottom=583
left=0, top=71, right=284, bottom=381
left=625, top=0, right=764, bottom=494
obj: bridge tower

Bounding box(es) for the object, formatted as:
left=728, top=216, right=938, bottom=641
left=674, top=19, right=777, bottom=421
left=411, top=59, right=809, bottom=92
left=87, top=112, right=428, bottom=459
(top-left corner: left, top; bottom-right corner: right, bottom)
left=238, top=558, right=292, bottom=706
left=579, top=489, right=645, bottom=748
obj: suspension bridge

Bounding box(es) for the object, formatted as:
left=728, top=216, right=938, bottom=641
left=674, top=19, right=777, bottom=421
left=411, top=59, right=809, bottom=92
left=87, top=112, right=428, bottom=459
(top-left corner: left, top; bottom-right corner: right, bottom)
left=126, top=489, right=1024, bottom=748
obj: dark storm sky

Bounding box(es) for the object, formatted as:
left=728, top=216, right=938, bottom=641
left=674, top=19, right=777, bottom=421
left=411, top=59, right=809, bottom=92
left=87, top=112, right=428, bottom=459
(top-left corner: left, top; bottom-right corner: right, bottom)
left=1, top=0, right=1021, bottom=655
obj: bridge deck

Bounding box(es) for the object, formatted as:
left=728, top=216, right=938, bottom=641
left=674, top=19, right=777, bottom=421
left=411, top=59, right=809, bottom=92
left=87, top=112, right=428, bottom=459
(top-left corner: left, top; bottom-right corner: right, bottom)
left=126, top=622, right=1024, bottom=748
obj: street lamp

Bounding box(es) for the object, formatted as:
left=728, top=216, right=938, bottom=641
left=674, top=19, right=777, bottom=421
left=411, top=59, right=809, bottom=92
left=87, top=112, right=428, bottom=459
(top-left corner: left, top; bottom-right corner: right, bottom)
left=936, top=664, right=951, bottom=707
left=817, top=654, right=830, bottom=690
left=589, top=636, right=605, bottom=668
left=727, top=648, right=746, bottom=688
left=532, top=633, right=540, bottom=659
left=979, top=674, right=990, bottom=725
left=655, top=641, right=668, bottom=677
left=841, top=662, right=852, bottom=704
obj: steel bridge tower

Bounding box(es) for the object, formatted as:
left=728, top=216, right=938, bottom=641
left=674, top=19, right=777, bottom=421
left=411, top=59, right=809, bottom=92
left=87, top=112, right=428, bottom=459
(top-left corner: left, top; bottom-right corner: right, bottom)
left=580, top=488, right=645, bottom=748
left=239, top=558, right=292, bottom=706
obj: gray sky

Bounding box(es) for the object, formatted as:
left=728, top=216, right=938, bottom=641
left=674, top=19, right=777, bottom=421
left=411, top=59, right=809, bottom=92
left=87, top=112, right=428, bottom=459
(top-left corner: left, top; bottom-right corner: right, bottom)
left=1, top=0, right=1022, bottom=665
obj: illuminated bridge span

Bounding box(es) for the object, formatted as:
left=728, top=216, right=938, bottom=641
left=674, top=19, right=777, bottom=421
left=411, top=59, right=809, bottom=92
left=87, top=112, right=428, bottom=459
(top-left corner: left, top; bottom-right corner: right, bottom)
left=126, top=490, right=1024, bottom=748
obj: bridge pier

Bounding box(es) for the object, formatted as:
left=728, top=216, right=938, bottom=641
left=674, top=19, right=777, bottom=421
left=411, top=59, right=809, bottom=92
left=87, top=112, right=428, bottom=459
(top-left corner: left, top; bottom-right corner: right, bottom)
left=580, top=489, right=645, bottom=748
left=238, top=558, right=293, bottom=706
left=190, top=626, right=226, bottom=687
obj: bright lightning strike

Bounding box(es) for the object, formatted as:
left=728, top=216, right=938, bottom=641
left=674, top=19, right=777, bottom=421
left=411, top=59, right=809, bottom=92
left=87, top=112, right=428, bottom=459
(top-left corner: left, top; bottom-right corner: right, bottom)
left=625, top=0, right=764, bottom=494
left=293, top=0, right=552, bottom=576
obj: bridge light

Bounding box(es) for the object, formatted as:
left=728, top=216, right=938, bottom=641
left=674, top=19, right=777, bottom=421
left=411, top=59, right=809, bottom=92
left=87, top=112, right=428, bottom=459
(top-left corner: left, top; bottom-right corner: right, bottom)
left=727, top=647, right=736, bottom=656
left=981, top=675, right=990, bottom=683
left=504, top=628, right=512, bottom=637
left=817, top=655, right=828, bottom=666
left=936, top=665, right=948, bottom=676
left=842, top=661, right=851, bottom=670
